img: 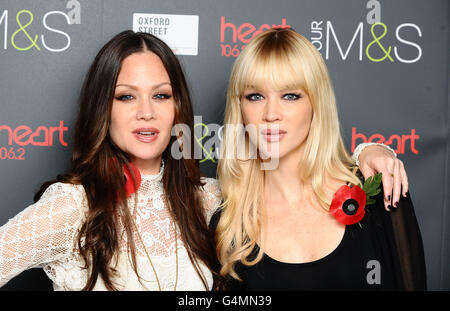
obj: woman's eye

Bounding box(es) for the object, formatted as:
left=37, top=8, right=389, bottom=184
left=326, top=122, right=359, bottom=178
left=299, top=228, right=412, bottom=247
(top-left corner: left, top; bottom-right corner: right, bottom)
left=283, top=93, right=301, bottom=101
left=115, top=95, right=134, bottom=101
left=245, top=93, right=264, bottom=101
left=153, top=93, right=172, bottom=100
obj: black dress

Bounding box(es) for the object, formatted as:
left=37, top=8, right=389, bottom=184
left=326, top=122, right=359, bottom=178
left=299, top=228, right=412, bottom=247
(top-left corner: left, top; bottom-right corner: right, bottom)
left=210, top=188, right=427, bottom=291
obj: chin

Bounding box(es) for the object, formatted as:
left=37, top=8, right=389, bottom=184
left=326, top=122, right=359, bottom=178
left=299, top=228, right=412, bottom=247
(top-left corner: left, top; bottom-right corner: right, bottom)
left=257, top=143, right=286, bottom=158
left=258, top=150, right=284, bottom=160
left=128, top=148, right=163, bottom=162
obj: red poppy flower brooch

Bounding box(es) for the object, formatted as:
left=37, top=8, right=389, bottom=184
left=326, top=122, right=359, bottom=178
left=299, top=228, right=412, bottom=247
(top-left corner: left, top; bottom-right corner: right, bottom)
left=329, top=173, right=382, bottom=226
left=123, top=162, right=141, bottom=198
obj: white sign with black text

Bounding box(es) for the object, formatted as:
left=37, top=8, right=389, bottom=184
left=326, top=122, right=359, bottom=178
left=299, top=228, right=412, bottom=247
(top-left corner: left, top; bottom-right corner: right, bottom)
left=133, top=13, right=199, bottom=55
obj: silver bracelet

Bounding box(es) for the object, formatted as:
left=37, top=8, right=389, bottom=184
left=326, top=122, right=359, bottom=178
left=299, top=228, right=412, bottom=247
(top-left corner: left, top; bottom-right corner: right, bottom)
left=352, top=142, right=397, bottom=166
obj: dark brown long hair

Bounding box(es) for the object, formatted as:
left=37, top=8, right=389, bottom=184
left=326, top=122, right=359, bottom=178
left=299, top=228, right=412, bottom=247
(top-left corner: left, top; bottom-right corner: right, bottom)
left=34, top=31, right=218, bottom=290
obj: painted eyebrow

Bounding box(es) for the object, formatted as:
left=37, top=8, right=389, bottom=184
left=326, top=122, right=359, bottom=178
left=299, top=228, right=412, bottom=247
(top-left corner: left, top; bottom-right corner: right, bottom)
left=115, top=82, right=172, bottom=90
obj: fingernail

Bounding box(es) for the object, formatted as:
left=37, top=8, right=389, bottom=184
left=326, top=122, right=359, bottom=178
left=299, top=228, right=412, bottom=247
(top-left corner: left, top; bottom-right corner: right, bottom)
left=394, top=201, right=399, bottom=208
left=386, top=195, right=391, bottom=201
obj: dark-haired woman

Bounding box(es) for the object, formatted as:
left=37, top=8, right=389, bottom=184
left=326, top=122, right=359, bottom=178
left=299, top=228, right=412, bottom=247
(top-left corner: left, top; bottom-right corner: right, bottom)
left=0, top=31, right=221, bottom=290
left=0, top=30, right=407, bottom=290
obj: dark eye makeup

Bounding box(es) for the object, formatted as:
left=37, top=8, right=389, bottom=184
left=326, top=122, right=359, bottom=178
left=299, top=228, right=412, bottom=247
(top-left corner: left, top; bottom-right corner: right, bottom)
left=114, top=93, right=172, bottom=101
left=282, top=93, right=302, bottom=100
left=153, top=93, right=172, bottom=100
left=244, top=92, right=302, bottom=101
left=244, top=93, right=264, bottom=101
left=115, top=94, right=134, bottom=101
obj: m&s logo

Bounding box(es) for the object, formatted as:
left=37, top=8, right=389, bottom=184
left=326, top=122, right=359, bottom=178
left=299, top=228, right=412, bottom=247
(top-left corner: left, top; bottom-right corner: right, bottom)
left=0, top=0, right=80, bottom=52
left=219, top=16, right=291, bottom=57
left=310, top=0, right=422, bottom=63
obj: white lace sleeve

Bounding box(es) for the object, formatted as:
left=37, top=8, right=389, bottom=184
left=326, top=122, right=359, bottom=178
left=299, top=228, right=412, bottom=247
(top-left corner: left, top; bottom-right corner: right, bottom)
left=199, top=178, right=222, bottom=224
left=0, top=182, right=85, bottom=288
left=352, top=142, right=397, bottom=166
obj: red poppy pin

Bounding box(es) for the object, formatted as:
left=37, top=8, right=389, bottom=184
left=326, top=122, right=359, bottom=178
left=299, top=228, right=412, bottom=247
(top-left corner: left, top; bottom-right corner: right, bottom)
left=109, top=158, right=142, bottom=199
left=123, top=162, right=141, bottom=198
left=329, top=173, right=382, bottom=226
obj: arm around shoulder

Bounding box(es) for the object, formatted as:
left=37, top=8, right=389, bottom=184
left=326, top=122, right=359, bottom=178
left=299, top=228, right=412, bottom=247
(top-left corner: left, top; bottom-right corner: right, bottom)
left=199, top=177, right=223, bottom=225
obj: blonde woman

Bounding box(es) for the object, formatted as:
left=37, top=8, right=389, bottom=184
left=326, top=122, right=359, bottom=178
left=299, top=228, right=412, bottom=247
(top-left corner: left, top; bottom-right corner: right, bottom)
left=213, top=28, right=426, bottom=290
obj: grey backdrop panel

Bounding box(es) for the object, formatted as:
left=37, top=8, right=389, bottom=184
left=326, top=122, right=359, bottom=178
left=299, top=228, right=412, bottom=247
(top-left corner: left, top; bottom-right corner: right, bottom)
left=0, top=0, right=448, bottom=290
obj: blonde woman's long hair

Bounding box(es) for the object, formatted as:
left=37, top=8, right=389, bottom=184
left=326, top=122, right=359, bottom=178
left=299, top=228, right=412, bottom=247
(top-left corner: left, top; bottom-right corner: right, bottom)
left=216, top=28, right=361, bottom=280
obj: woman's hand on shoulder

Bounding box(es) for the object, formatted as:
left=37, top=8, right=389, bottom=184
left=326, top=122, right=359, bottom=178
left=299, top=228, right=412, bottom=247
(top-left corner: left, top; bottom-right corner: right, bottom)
left=200, top=178, right=223, bottom=222
left=358, top=145, right=408, bottom=211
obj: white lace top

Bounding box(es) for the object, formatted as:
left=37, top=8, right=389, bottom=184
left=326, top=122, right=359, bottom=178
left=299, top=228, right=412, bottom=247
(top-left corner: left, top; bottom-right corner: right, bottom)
left=0, top=165, right=222, bottom=291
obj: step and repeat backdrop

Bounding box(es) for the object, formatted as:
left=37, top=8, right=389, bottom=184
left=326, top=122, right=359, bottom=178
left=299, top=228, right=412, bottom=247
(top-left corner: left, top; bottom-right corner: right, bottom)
left=0, top=0, right=448, bottom=290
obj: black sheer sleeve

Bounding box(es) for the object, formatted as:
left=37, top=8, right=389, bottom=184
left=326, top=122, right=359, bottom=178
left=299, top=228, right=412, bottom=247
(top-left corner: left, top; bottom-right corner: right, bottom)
left=357, top=168, right=426, bottom=290
left=363, top=179, right=427, bottom=290
left=388, top=192, right=427, bottom=290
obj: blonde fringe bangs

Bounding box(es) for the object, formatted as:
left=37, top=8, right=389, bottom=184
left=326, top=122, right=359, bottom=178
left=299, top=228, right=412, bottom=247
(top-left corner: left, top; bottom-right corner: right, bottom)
left=229, top=34, right=308, bottom=100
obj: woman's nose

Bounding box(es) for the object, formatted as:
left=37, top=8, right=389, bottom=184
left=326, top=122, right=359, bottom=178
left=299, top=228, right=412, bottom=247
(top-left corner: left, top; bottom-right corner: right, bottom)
left=136, top=97, right=156, bottom=121
left=263, top=97, right=282, bottom=122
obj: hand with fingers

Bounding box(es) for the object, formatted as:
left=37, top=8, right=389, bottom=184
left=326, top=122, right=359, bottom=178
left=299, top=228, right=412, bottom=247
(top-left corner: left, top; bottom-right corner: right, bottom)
left=357, top=144, right=408, bottom=212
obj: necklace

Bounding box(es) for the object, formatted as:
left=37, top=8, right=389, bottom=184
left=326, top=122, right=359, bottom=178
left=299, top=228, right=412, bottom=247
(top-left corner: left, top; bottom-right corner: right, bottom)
left=131, top=216, right=179, bottom=291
